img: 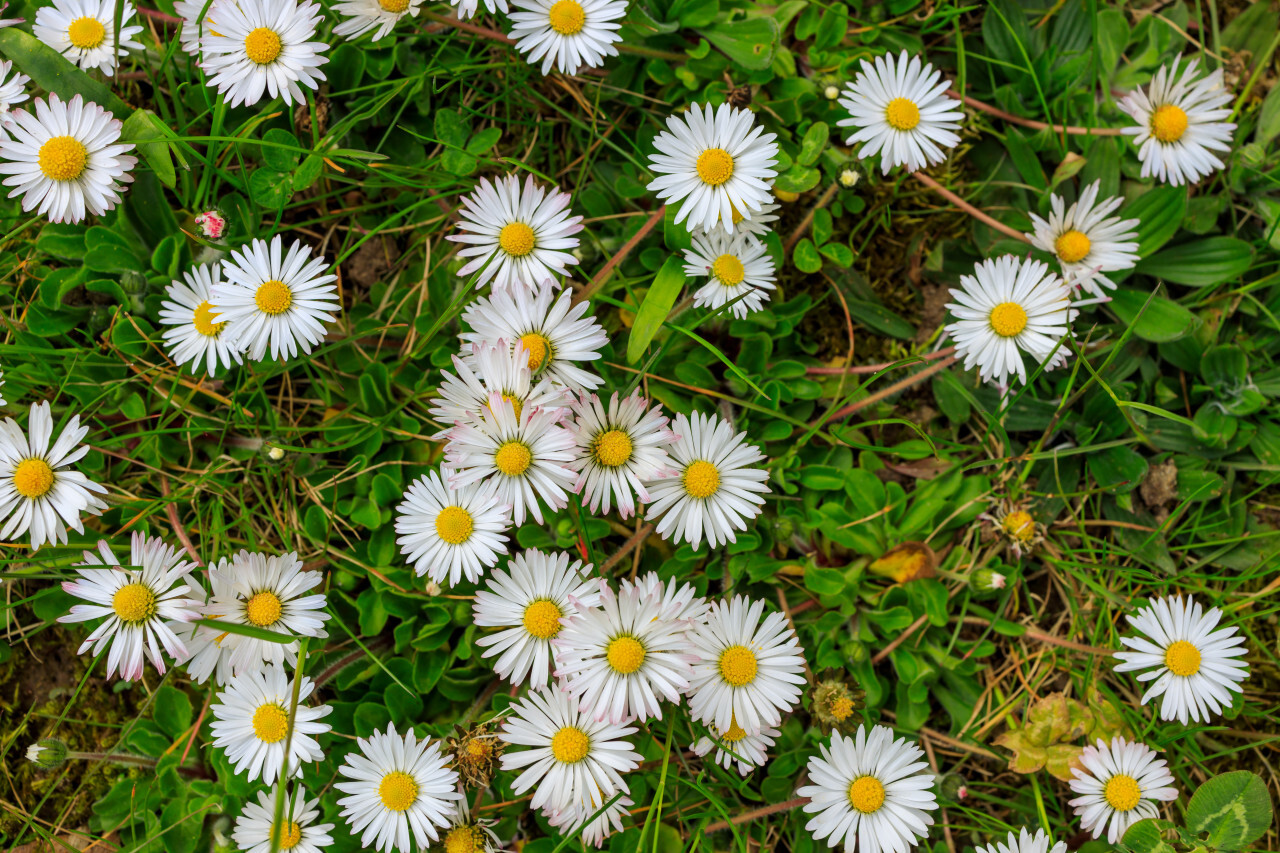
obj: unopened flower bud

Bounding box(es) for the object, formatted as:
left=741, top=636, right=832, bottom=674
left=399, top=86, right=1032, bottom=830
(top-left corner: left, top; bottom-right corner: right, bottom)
left=969, top=568, right=1007, bottom=597
left=839, top=168, right=860, bottom=189
left=26, top=738, right=68, bottom=769
left=194, top=209, right=227, bottom=240
left=823, top=85, right=841, bottom=100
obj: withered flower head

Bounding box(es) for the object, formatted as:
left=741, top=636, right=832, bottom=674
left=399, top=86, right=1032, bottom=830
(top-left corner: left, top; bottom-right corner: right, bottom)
left=811, top=677, right=865, bottom=734
left=446, top=719, right=505, bottom=789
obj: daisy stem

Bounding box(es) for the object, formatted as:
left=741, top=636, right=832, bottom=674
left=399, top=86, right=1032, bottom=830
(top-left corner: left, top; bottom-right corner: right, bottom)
left=64, top=750, right=212, bottom=778
left=944, top=90, right=1128, bottom=136
left=806, top=346, right=958, bottom=375
left=578, top=205, right=667, bottom=303
left=599, top=522, right=655, bottom=575
left=701, top=796, right=810, bottom=833
left=817, top=355, right=958, bottom=425
left=911, top=172, right=1029, bottom=244
left=784, top=182, right=840, bottom=253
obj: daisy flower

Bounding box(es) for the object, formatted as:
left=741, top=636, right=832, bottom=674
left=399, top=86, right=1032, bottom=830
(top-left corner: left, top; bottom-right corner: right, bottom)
left=647, top=102, right=780, bottom=234
left=837, top=51, right=964, bottom=174
left=448, top=174, right=583, bottom=290
left=686, top=595, right=805, bottom=735
left=332, top=0, right=421, bottom=41
left=499, top=682, right=642, bottom=814
left=643, top=411, right=770, bottom=550
left=0, top=94, right=136, bottom=224
left=202, top=0, right=329, bottom=108
left=1027, top=180, right=1139, bottom=297
left=394, top=467, right=512, bottom=587
left=58, top=532, right=199, bottom=681
left=567, top=391, right=675, bottom=519
left=445, top=394, right=577, bottom=526
left=231, top=784, right=335, bottom=853
left=33, top=0, right=143, bottom=74
left=975, top=829, right=1067, bottom=853
left=210, top=663, right=332, bottom=784
left=554, top=579, right=695, bottom=723
left=473, top=547, right=600, bottom=687
left=0, top=59, right=30, bottom=118
left=436, top=801, right=503, bottom=853
left=692, top=718, right=778, bottom=775
left=430, top=339, right=570, bottom=440
left=203, top=550, right=331, bottom=675
left=0, top=3, right=22, bottom=27
left=507, top=0, right=627, bottom=76
left=944, top=255, right=1075, bottom=389
left=461, top=279, right=607, bottom=392
left=1068, top=736, right=1178, bottom=844
left=619, top=571, right=708, bottom=623
left=546, top=794, right=632, bottom=849
left=449, top=0, right=505, bottom=20
left=706, top=199, right=779, bottom=239
left=1113, top=594, right=1249, bottom=725
left=798, top=726, right=938, bottom=853
left=174, top=0, right=216, bottom=57
left=173, top=563, right=238, bottom=686
left=1119, top=56, right=1236, bottom=186
left=159, top=263, right=244, bottom=376
left=335, top=723, right=462, bottom=853
left=0, top=400, right=108, bottom=550
left=210, top=235, right=341, bottom=361
left=682, top=229, right=776, bottom=319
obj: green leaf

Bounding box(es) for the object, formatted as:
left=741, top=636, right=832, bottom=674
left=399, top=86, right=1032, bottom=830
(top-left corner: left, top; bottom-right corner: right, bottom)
left=1108, top=288, right=1198, bottom=342
left=1135, top=237, right=1255, bottom=287
left=804, top=565, right=846, bottom=597
left=701, top=17, right=780, bottom=71
left=1087, top=445, right=1147, bottom=493
left=39, top=267, right=86, bottom=308
left=797, top=122, right=828, bottom=166
left=775, top=165, right=821, bottom=193
left=261, top=127, right=301, bottom=171
left=1120, top=818, right=1178, bottom=853
left=626, top=256, right=685, bottom=364
left=1185, top=771, right=1273, bottom=850
left=845, top=298, right=915, bottom=340
left=1125, top=186, right=1186, bottom=257
left=192, top=618, right=295, bottom=644
left=153, top=685, right=194, bottom=739
left=121, top=110, right=178, bottom=188
left=0, top=29, right=130, bottom=117
left=793, top=238, right=822, bottom=273
left=36, top=223, right=88, bottom=260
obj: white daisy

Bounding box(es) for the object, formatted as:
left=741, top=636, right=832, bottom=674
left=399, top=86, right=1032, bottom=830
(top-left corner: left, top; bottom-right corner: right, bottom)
left=203, top=549, right=331, bottom=675
left=643, top=411, right=770, bottom=551
left=944, top=255, right=1075, bottom=389
left=1113, top=594, right=1250, bottom=725
left=473, top=547, right=600, bottom=687
left=0, top=3, right=22, bottom=27
left=33, top=0, right=143, bottom=74
left=1027, top=180, right=1139, bottom=297
left=335, top=723, right=462, bottom=853
left=232, top=784, right=335, bottom=853
left=430, top=339, right=570, bottom=440
left=174, top=0, right=217, bottom=57
left=691, top=717, right=778, bottom=775
left=444, top=394, right=576, bottom=526
left=435, top=801, right=503, bottom=853
left=173, top=562, right=238, bottom=686
left=499, top=682, right=642, bottom=814
left=837, top=50, right=964, bottom=175
left=394, top=467, right=512, bottom=587
left=332, top=0, right=421, bottom=41
left=706, top=199, right=779, bottom=239
left=0, top=400, right=108, bottom=550
left=202, top=0, right=329, bottom=108
left=448, top=0, right=505, bottom=21
left=546, top=793, right=632, bottom=849
left=686, top=595, right=805, bottom=735
left=448, top=174, right=584, bottom=291
left=210, top=663, right=332, bottom=784
left=619, top=571, right=708, bottom=623
left=682, top=229, right=776, bottom=319
left=507, top=0, right=627, bottom=76
left=799, top=726, right=937, bottom=853
left=554, top=578, right=695, bottom=723
left=210, top=235, right=341, bottom=361
left=0, top=94, right=136, bottom=224
left=1119, top=56, right=1236, bottom=186
left=460, top=278, right=607, bottom=392
left=567, top=391, right=675, bottom=519
left=647, top=102, right=780, bottom=234
left=58, top=532, right=199, bottom=681
left=975, top=828, right=1067, bottom=853
left=159, top=263, right=245, bottom=376
left=1068, top=736, right=1178, bottom=844
left=0, top=59, right=30, bottom=118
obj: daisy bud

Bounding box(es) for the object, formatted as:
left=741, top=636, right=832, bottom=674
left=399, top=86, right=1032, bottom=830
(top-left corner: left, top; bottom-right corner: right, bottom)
left=839, top=168, right=860, bottom=188
left=969, top=568, right=1007, bottom=597
left=26, top=738, right=68, bottom=769
left=194, top=209, right=227, bottom=240
left=823, top=84, right=841, bottom=100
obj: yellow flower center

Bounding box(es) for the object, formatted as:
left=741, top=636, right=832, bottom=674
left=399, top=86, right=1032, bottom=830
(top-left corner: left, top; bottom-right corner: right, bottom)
left=550, top=726, right=589, bottom=763
left=498, top=222, right=536, bottom=257
left=989, top=302, right=1028, bottom=338
left=13, top=458, right=55, bottom=499
left=1151, top=104, right=1188, bottom=143
left=378, top=0, right=410, bottom=11
left=720, top=716, right=746, bottom=744
left=1002, top=510, right=1035, bottom=542
left=255, top=280, right=293, bottom=315
left=245, top=591, right=284, bottom=627
left=683, top=460, right=721, bottom=499
left=1104, top=774, right=1142, bottom=812
left=112, top=583, right=157, bottom=624
left=464, top=739, right=491, bottom=759
left=848, top=775, right=886, bottom=814
left=711, top=254, right=745, bottom=287
left=37, top=136, right=88, bottom=182
left=719, top=644, right=758, bottom=686
left=696, top=148, right=734, bottom=186
left=1164, top=640, right=1202, bottom=677
left=547, top=0, right=585, bottom=35
left=67, top=16, right=106, bottom=49
left=592, top=429, right=633, bottom=468
left=192, top=301, right=226, bottom=337
left=1055, top=229, right=1092, bottom=264
left=444, top=826, right=486, bottom=853
left=435, top=505, right=474, bottom=545
left=273, top=822, right=303, bottom=851
left=606, top=636, right=646, bottom=674
left=244, top=27, right=283, bottom=65
left=494, top=441, right=533, bottom=477
left=830, top=696, right=854, bottom=721
left=522, top=599, right=563, bottom=639
left=378, top=770, right=419, bottom=812
left=884, top=97, right=921, bottom=131
left=519, top=332, right=551, bottom=372
left=251, top=703, right=289, bottom=743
